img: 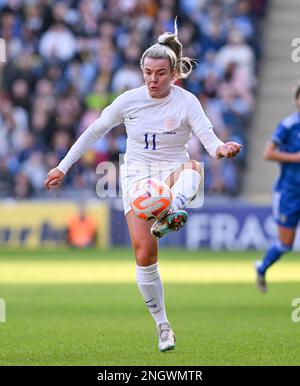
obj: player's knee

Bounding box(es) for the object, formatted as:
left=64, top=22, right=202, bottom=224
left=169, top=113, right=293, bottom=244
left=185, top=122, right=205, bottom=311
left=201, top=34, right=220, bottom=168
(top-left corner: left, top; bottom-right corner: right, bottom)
left=134, top=244, right=157, bottom=266
left=276, top=240, right=293, bottom=253
left=136, top=253, right=157, bottom=267
left=184, top=160, right=203, bottom=176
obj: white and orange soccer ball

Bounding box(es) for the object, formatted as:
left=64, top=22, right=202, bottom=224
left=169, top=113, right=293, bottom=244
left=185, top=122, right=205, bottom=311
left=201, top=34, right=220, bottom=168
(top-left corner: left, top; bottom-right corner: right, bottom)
left=130, top=178, right=172, bottom=221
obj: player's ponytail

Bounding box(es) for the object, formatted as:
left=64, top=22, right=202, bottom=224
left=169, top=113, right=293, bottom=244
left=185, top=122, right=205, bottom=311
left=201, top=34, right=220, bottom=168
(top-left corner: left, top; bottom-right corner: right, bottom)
left=140, top=18, right=195, bottom=79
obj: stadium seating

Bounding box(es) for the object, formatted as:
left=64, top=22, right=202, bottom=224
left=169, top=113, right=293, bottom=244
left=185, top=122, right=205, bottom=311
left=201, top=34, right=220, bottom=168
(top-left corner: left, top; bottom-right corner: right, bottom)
left=0, top=0, right=268, bottom=199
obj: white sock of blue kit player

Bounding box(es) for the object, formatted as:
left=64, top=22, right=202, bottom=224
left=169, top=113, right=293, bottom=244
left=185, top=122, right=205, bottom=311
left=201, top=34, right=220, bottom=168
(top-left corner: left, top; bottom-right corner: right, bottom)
left=171, top=169, right=202, bottom=211
left=136, top=263, right=168, bottom=326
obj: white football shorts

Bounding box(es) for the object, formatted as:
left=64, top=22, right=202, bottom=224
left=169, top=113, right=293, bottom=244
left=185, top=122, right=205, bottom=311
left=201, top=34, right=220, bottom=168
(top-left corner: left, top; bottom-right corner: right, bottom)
left=120, top=161, right=204, bottom=216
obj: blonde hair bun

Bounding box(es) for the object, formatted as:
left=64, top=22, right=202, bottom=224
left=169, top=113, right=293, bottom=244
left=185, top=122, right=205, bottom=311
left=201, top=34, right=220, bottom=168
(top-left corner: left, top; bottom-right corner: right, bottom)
left=158, top=32, right=176, bottom=44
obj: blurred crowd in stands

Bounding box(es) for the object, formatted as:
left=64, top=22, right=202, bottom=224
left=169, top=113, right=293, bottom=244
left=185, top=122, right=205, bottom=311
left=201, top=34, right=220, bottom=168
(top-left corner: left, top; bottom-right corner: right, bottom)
left=0, top=0, right=268, bottom=199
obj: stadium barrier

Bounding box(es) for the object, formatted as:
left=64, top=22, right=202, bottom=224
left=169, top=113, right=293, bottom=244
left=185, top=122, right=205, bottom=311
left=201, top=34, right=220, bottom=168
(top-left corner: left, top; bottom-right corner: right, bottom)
left=0, top=201, right=109, bottom=248
left=2, top=199, right=300, bottom=251
left=111, top=201, right=300, bottom=250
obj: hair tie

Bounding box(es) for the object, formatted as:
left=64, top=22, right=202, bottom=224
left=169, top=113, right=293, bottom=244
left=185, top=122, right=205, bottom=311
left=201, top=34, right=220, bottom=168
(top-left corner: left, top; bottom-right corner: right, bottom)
left=157, top=35, right=166, bottom=44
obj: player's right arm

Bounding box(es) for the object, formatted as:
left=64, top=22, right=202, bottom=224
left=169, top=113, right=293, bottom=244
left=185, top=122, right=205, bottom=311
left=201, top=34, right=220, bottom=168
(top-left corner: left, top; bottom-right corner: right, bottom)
left=263, top=142, right=300, bottom=162
left=44, top=168, right=65, bottom=189
left=44, top=93, right=126, bottom=190
left=264, top=119, right=300, bottom=163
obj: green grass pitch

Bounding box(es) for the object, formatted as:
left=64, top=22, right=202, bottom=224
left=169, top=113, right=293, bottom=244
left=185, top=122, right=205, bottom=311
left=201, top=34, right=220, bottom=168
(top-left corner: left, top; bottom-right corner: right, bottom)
left=0, top=248, right=300, bottom=366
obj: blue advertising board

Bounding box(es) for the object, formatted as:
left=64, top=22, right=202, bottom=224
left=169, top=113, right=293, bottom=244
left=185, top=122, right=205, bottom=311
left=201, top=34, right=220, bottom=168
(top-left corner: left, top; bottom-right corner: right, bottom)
left=110, top=203, right=300, bottom=250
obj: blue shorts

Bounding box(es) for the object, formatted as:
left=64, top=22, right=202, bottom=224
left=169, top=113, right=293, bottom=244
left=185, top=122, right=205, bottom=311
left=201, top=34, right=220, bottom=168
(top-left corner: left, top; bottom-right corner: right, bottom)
left=273, top=190, right=300, bottom=228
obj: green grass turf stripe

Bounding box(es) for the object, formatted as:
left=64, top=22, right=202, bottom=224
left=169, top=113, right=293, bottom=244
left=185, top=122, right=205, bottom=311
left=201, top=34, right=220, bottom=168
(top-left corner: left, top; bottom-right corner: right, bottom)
left=0, top=282, right=299, bottom=366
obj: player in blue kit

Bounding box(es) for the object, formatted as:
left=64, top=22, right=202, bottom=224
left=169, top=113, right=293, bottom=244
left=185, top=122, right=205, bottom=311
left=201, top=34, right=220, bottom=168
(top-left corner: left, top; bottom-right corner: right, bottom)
left=255, top=85, right=300, bottom=292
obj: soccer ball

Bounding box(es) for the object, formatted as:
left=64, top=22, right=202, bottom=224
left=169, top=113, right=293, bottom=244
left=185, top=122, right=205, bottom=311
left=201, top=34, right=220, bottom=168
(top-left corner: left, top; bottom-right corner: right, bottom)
left=130, top=178, right=172, bottom=221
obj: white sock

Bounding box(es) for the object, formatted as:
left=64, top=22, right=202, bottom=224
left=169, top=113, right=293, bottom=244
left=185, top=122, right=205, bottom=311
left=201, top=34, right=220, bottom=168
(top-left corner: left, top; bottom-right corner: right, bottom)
left=136, top=263, right=168, bottom=326
left=171, top=169, right=201, bottom=211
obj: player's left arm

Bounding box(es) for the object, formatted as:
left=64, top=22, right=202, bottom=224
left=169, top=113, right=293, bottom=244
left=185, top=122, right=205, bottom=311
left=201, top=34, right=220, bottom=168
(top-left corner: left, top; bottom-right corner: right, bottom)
left=216, top=142, right=242, bottom=158
left=187, top=93, right=242, bottom=159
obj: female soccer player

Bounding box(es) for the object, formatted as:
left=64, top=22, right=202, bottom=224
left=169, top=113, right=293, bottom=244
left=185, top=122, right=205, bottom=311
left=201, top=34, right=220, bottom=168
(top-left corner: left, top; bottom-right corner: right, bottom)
left=255, top=85, right=300, bottom=293
left=45, top=25, right=241, bottom=352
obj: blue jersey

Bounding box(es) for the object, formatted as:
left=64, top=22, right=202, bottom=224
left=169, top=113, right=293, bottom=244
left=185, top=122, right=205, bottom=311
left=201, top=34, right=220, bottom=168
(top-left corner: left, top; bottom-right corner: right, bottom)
left=272, top=112, right=300, bottom=193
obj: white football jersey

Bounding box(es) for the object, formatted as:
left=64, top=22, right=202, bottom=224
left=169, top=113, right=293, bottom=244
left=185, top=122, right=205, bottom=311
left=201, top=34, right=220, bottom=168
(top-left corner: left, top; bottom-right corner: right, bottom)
left=58, top=85, right=223, bottom=173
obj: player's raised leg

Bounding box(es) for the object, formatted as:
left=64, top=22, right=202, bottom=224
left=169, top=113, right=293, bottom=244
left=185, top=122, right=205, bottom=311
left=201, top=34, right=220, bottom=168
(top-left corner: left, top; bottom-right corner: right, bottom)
left=151, top=160, right=203, bottom=239
left=166, top=159, right=203, bottom=211
left=126, top=210, right=176, bottom=351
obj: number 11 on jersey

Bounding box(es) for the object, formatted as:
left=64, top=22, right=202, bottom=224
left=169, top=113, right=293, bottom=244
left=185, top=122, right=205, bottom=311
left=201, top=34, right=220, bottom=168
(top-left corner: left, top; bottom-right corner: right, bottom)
left=144, top=133, right=156, bottom=150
